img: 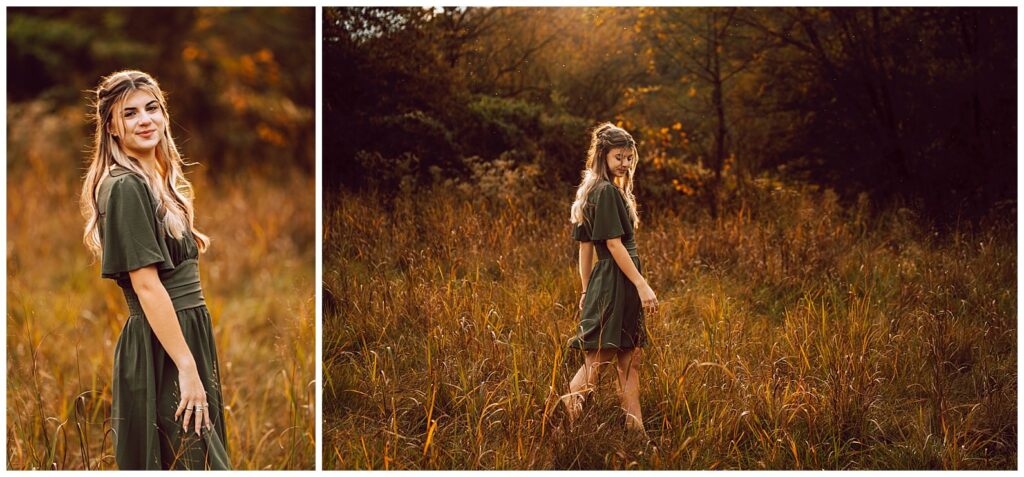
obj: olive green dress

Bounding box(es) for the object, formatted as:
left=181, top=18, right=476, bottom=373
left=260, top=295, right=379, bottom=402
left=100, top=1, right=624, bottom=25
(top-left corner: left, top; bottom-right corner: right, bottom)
left=570, top=180, right=647, bottom=350
left=98, top=167, right=231, bottom=470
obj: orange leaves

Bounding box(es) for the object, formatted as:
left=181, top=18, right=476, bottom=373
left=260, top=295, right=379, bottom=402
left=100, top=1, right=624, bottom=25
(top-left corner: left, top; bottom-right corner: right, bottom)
left=614, top=118, right=635, bottom=131
left=181, top=45, right=207, bottom=62
left=649, top=121, right=689, bottom=150
left=228, top=92, right=248, bottom=113
left=257, top=123, right=287, bottom=146
left=672, top=178, right=697, bottom=196
left=233, top=48, right=281, bottom=86
left=652, top=153, right=665, bottom=170
left=240, top=54, right=258, bottom=79
left=255, top=48, right=274, bottom=63
left=723, top=153, right=736, bottom=173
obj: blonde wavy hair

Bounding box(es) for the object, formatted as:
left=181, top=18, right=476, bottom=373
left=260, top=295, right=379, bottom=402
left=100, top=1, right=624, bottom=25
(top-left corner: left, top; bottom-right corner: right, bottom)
left=570, top=122, right=640, bottom=228
left=80, top=70, right=209, bottom=258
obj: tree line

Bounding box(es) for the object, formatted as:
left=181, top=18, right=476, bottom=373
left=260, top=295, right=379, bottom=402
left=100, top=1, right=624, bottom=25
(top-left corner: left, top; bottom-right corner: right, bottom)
left=8, top=7, right=315, bottom=174
left=325, top=7, right=1015, bottom=223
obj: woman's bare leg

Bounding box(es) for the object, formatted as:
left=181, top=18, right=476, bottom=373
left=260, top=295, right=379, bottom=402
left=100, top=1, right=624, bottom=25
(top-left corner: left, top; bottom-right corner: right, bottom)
left=615, top=348, right=645, bottom=433
left=563, top=349, right=615, bottom=424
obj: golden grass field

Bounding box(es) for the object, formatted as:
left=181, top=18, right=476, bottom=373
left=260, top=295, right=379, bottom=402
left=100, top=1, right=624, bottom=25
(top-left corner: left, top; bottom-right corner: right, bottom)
left=324, top=180, right=1016, bottom=469
left=6, top=101, right=316, bottom=469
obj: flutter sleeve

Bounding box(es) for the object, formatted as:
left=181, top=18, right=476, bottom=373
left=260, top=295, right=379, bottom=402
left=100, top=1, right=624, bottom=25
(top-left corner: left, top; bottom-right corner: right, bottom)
left=572, top=184, right=630, bottom=243
left=590, top=184, right=629, bottom=242
left=100, top=175, right=175, bottom=280
left=572, top=220, right=591, bottom=242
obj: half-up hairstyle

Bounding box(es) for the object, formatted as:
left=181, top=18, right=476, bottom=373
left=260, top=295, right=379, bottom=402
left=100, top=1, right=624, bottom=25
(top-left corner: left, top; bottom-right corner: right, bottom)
left=570, top=122, right=640, bottom=227
left=80, top=70, right=209, bottom=259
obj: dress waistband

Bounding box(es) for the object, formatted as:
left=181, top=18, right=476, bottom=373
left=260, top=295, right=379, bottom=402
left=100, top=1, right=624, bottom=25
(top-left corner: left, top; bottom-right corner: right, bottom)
left=596, top=242, right=640, bottom=260
left=596, top=251, right=640, bottom=261
left=121, top=259, right=205, bottom=315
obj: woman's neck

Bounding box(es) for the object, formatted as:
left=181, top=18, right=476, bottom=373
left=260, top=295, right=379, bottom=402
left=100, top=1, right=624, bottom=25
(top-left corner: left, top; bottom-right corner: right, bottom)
left=128, top=150, right=159, bottom=178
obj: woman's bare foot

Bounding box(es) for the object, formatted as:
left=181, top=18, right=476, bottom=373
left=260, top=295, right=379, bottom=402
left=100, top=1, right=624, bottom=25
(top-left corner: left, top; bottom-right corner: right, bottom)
left=561, top=391, right=584, bottom=425
left=625, top=414, right=648, bottom=439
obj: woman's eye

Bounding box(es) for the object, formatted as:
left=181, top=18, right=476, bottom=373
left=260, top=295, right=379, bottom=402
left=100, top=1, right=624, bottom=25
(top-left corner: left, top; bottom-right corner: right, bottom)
left=124, top=111, right=135, bottom=118
left=147, top=105, right=159, bottom=112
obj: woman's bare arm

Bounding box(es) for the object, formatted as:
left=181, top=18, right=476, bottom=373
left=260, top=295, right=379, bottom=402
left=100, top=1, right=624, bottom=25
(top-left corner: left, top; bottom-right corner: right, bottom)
left=605, top=238, right=644, bottom=286
left=578, top=242, right=595, bottom=310
left=129, top=265, right=212, bottom=435
left=579, top=241, right=595, bottom=289
left=129, top=266, right=196, bottom=370
left=606, top=237, right=658, bottom=308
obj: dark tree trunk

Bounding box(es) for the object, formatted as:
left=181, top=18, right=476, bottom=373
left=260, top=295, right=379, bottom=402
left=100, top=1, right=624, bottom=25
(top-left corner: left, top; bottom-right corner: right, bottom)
left=711, top=74, right=726, bottom=219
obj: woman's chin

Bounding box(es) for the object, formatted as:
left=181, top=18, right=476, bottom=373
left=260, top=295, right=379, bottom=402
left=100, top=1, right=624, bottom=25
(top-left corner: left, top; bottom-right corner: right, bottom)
left=125, top=143, right=158, bottom=157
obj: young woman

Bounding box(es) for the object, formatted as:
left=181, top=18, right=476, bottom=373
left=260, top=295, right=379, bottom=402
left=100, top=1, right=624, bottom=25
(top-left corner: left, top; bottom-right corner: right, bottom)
left=563, top=122, right=658, bottom=434
left=80, top=70, right=231, bottom=470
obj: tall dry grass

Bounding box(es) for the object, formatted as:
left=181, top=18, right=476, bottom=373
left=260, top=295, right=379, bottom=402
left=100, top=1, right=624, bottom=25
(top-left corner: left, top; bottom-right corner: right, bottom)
left=6, top=101, right=316, bottom=469
left=324, top=180, right=1015, bottom=469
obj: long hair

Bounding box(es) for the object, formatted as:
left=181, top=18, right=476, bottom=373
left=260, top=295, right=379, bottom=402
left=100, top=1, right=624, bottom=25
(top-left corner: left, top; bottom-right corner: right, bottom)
left=570, top=122, right=640, bottom=227
left=80, top=70, right=209, bottom=258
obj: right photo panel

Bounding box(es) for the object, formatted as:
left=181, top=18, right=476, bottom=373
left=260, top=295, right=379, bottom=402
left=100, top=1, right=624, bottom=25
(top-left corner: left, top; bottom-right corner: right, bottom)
left=323, top=7, right=1017, bottom=470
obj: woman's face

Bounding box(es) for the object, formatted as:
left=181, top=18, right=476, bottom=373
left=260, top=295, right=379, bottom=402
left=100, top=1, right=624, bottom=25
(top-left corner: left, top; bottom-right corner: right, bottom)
left=605, top=146, right=634, bottom=179
left=112, top=90, right=165, bottom=156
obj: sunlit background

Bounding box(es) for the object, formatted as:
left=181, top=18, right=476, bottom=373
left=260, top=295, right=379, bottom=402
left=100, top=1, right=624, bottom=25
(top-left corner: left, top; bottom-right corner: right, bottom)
left=7, top=7, right=315, bottom=470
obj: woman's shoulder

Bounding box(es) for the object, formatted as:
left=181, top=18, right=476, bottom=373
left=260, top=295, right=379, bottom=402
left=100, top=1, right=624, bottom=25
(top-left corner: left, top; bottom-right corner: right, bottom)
left=102, top=166, right=150, bottom=190
left=590, top=179, right=623, bottom=200
left=98, top=166, right=153, bottom=209
left=588, top=179, right=612, bottom=194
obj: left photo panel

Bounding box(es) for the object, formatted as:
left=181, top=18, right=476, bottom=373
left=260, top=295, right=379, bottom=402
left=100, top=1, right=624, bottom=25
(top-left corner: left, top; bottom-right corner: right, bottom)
left=7, top=7, right=316, bottom=470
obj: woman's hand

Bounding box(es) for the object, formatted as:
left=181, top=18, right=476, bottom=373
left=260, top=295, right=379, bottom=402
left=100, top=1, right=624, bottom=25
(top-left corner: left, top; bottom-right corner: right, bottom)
left=579, top=292, right=587, bottom=311
left=638, top=282, right=658, bottom=315
left=174, top=363, right=212, bottom=437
